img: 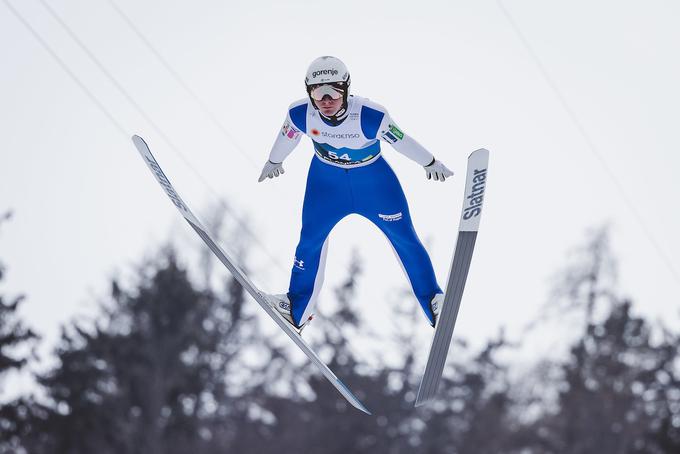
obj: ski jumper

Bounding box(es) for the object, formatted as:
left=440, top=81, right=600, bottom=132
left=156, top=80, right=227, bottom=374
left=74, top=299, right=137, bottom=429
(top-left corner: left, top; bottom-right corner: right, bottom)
left=268, top=96, right=442, bottom=326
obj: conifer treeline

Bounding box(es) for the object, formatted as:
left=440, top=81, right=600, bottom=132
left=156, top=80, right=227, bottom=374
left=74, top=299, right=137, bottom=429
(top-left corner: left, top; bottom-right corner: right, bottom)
left=1, top=219, right=678, bottom=453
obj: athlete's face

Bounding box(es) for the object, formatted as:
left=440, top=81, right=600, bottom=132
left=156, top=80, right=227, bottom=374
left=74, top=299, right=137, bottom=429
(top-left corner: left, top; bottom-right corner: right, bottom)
left=314, top=96, right=343, bottom=117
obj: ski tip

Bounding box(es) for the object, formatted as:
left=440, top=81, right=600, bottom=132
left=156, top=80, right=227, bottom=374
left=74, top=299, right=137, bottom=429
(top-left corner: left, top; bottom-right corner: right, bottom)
left=468, top=148, right=489, bottom=159
left=131, top=134, right=146, bottom=146
left=132, top=135, right=154, bottom=160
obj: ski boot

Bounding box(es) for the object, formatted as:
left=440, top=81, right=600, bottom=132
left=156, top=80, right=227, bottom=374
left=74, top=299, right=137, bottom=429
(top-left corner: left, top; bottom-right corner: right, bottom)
left=264, top=293, right=313, bottom=334
left=430, top=293, right=444, bottom=328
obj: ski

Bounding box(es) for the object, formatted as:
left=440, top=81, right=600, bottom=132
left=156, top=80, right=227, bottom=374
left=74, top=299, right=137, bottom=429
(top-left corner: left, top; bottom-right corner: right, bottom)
left=415, top=148, right=489, bottom=407
left=131, top=135, right=371, bottom=415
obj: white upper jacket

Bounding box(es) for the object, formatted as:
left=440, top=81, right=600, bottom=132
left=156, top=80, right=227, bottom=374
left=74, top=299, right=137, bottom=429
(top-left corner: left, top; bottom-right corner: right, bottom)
left=267, top=95, right=434, bottom=169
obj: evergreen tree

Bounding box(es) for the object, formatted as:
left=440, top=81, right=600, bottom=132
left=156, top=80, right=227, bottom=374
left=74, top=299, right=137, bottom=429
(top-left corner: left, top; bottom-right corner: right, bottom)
left=4, top=216, right=678, bottom=454
left=18, top=248, right=259, bottom=453
left=0, top=211, right=38, bottom=454
left=0, top=211, right=36, bottom=377
left=540, top=301, right=680, bottom=454
left=518, top=228, right=680, bottom=454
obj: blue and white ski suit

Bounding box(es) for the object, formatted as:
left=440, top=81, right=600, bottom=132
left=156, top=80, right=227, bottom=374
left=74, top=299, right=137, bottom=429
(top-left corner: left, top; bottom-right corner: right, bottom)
left=268, top=95, right=442, bottom=327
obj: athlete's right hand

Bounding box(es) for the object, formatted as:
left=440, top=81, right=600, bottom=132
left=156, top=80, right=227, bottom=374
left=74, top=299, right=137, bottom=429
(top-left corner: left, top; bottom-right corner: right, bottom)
left=258, top=160, right=285, bottom=182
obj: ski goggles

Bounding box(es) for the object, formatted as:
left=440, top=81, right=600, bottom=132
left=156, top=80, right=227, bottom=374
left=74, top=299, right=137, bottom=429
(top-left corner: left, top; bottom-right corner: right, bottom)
left=309, top=84, right=345, bottom=101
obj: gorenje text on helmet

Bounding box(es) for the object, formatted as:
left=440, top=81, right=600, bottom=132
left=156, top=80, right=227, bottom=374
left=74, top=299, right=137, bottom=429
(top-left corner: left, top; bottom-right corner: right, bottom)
left=312, top=69, right=339, bottom=79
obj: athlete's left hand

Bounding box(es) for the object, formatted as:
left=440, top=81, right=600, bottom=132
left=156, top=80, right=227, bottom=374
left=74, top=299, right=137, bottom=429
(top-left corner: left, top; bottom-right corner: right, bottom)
left=424, top=159, right=454, bottom=182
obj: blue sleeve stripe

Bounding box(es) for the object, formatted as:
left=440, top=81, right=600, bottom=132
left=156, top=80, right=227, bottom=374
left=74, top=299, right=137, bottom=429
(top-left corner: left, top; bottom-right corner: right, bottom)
left=360, top=105, right=385, bottom=140
left=289, top=103, right=308, bottom=133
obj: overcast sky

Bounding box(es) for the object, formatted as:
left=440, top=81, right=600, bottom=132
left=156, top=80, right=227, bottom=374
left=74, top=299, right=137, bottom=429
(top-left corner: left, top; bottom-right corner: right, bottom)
left=2, top=0, right=679, bottom=391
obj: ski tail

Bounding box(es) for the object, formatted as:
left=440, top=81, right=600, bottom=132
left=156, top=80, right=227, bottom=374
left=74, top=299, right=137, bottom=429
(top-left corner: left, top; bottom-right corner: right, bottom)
left=415, top=148, right=489, bottom=407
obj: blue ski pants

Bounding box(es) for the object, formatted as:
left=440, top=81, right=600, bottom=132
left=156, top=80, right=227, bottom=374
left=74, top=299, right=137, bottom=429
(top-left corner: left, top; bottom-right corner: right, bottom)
left=287, top=156, right=442, bottom=326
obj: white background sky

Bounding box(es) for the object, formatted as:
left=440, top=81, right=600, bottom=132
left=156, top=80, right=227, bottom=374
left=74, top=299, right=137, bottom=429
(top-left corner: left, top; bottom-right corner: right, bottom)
left=1, top=0, right=679, bottom=394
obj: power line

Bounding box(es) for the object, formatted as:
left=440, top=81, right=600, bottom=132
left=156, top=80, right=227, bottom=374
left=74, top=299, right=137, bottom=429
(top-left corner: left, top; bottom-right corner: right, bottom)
left=496, top=0, right=680, bottom=286
left=104, top=0, right=260, bottom=169
left=3, top=0, right=128, bottom=137
left=4, top=0, right=287, bottom=273
left=102, top=0, right=359, bottom=281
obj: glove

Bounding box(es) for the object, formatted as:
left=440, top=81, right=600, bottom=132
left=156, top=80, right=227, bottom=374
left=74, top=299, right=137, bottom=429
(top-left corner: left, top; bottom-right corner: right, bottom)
left=258, top=160, right=285, bottom=182
left=424, top=159, right=454, bottom=182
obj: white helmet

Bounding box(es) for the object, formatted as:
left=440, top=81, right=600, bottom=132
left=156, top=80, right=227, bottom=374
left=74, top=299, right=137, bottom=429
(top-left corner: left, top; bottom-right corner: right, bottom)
left=305, top=56, right=350, bottom=86
left=304, top=56, right=351, bottom=121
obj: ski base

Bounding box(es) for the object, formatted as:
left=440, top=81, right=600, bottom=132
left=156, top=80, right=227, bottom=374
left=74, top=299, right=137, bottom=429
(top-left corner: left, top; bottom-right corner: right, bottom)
left=132, top=135, right=371, bottom=415
left=415, top=148, right=489, bottom=407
